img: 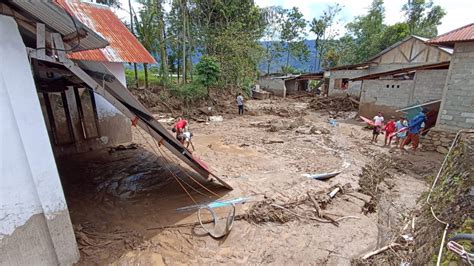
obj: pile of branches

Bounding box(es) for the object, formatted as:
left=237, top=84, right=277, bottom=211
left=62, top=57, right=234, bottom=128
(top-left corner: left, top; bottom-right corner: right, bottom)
left=244, top=191, right=337, bottom=225
left=309, top=95, right=359, bottom=112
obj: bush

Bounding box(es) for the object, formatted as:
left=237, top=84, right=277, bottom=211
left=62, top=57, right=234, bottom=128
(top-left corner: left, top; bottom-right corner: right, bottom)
left=169, top=81, right=207, bottom=105
left=194, top=56, right=220, bottom=95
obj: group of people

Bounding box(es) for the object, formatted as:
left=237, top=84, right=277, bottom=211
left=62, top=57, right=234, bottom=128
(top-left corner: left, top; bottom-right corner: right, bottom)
left=371, top=108, right=428, bottom=152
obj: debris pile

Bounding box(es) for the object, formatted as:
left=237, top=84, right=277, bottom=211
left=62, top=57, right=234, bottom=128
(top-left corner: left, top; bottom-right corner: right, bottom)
left=309, top=95, right=359, bottom=113
left=244, top=189, right=349, bottom=225
left=358, top=156, right=394, bottom=214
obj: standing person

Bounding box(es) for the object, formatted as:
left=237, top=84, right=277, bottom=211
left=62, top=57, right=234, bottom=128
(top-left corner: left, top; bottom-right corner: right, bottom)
left=371, top=112, right=384, bottom=143
left=173, top=117, right=188, bottom=142
left=236, top=93, right=244, bottom=115
left=395, top=116, right=408, bottom=145
left=383, top=116, right=396, bottom=146
left=400, top=108, right=428, bottom=152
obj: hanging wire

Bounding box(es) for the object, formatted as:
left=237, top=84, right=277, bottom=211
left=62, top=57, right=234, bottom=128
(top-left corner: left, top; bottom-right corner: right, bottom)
left=142, top=124, right=222, bottom=198
left=134, top=124, right=198, bottom=204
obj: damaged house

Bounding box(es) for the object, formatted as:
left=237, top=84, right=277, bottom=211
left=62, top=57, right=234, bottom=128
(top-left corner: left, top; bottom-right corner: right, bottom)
left=0, top=1, right=230, bottom=264
left=257, top=72, right=324, bottom=97
left=324, top=35, right=452, bottom=99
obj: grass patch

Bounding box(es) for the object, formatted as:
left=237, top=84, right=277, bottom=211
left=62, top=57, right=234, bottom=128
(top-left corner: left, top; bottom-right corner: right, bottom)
left=125, top=69, right=181, bottom=88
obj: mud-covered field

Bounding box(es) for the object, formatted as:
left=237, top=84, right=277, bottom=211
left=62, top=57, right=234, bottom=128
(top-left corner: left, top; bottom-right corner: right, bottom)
left=56, top=97, right=443, bottom=265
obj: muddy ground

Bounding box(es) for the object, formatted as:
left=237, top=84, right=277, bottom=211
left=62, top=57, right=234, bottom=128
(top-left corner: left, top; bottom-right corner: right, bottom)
left=56, top=97, right=444, bottom=265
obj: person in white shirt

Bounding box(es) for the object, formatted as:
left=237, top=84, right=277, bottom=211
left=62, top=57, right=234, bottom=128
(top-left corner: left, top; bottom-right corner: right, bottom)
left=371, top=112, right=384, bottom=143
left=236, top=93, right=244, bottom=115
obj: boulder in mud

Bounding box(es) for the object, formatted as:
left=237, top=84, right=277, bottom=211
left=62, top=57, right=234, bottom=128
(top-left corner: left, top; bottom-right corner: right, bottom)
left=268, top=119, right=289, bottom=132
left=288, top=117, right=306, bottom=129
left=310, top=126, right=330, bottom=135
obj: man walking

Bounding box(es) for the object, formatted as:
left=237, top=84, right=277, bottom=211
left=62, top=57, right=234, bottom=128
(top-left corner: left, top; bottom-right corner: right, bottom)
left=400, top=108, right=428, bottom=152
left=236, top=93, right=244, bottom=115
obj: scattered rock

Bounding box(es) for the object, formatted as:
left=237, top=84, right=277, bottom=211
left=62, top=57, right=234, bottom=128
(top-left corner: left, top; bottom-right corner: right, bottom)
left=289, top=117, right=306, bottom=129
left=250, top=121, right=271, bottom=128
left=295, top=127, right=311, bottom=134
left=209, top=115, right=223, bottom=122
left=263, top=138, right=284, bottom=144
left=310, top=126, right=330, bottom=135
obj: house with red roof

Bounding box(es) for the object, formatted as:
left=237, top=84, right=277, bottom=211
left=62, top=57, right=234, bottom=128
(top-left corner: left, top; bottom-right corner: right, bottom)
left=0, top=1, right=228, bottom=264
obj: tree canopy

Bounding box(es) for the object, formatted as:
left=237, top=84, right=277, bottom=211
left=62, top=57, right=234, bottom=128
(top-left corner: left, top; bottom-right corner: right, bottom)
left=128, top=0, right=448, bottom=93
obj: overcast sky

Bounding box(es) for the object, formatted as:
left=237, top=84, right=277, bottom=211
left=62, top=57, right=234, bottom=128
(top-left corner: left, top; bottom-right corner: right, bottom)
left=116, top=0, right=472, bottom=38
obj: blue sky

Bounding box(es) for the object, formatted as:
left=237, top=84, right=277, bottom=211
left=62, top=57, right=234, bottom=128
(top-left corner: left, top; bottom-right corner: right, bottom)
left=116, top=0, right=472, bottom=38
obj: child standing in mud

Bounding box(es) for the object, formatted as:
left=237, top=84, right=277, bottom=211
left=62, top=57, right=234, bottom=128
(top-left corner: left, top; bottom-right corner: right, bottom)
left=371, top=112, right=384, bottom=143
left=383, top=116, right=396, bottom=146
left=395, top=116, right=408, bottom=145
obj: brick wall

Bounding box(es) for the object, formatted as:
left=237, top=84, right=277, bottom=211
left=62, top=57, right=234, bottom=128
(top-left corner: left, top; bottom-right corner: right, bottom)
left=258, top=77, right=286, bottom=97
left=359, top=79, right=414, bottom=117
left=327, top=63, right=433, bottom=97
left=328, top=69, right=367, bottom=96
left=413, top=69, right=448, bottom=103
left=437, top=42, right=474, bottom=130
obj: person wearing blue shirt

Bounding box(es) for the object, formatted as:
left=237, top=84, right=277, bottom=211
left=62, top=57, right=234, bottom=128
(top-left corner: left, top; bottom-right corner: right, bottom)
left=400, top=108, right=428, bottom=152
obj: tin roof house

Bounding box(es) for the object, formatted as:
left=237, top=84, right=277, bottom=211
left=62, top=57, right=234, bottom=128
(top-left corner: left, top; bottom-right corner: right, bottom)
left=0, top=1, right=230, bottom=264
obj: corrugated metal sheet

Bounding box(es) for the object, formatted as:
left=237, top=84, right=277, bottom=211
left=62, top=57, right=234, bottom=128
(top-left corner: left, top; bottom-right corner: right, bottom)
left=56, top=0, right=156, bottom=64
left=429, top=23, right=474, bottom=46
left=10, top=1, right=109, bottom=51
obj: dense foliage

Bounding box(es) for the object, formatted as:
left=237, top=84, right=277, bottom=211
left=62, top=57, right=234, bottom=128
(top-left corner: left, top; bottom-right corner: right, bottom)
left=128, top=0, right=447, bottom=97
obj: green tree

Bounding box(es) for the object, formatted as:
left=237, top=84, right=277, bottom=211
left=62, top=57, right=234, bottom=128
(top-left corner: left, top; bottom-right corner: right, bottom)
left=280, top=7, right=308, bottom=70
left=194, top=56, right=220, bottom=96
left=379, top=22, right=410, bottom=51
left=96, top=0, right=120, bottom=7
left=155, top=0, right=169, bottom=80
left=134, top=0, right=158, bottom=88
left=346, top=0, right=386, bottom=63
left=261, top=6, right=285, bottom=74
left=309, top=4, right=341, bottom=71
left=321, top=36, right=356, bottom=68
left=402, top=0, right=446, bottom=38
left=191, top=0, right=265, bottom=87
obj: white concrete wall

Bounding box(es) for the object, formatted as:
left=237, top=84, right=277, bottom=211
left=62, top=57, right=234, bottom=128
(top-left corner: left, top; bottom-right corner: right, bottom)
left=105, top=62, right=126, bottom=87
left=0, top=15, right=78, bottom=264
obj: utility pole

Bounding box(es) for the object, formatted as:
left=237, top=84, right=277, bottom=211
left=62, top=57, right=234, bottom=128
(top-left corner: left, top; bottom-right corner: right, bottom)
left=128, top=0, right=138, bottom=87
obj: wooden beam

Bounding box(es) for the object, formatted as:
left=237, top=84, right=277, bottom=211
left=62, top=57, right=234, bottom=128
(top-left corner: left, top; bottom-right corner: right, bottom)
left=52, top=33, right=67, bottom=63
left=410, top=47, right=427, bottom=63
left=36, top=23, right=46, bottom=60
left=397, top=46, right=410, bottom=63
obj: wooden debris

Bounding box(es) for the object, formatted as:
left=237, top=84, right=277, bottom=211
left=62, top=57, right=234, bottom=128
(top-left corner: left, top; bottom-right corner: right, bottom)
left=362, top=243, right=402, bottom=260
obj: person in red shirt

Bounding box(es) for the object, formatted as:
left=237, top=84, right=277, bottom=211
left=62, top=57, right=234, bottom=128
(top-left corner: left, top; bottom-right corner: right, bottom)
left=173, top=117, right=188, bottom=143
left=383, top=116, right=396, bottom=146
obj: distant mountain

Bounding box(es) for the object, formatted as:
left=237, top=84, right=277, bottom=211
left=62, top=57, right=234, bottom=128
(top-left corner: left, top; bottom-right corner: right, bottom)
left=258, top=39, right=321, bottom=74
left=127, top=39, right=321, bottom=74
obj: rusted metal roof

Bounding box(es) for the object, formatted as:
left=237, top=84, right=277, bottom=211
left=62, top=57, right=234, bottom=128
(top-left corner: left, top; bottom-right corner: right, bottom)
left=56, top=0, right=156, bottom=63
left=350, top=61, right=450, bottom=81
left=9, top=1, right=109, bottom=51
left=429, top=23, right=474, bottom=47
